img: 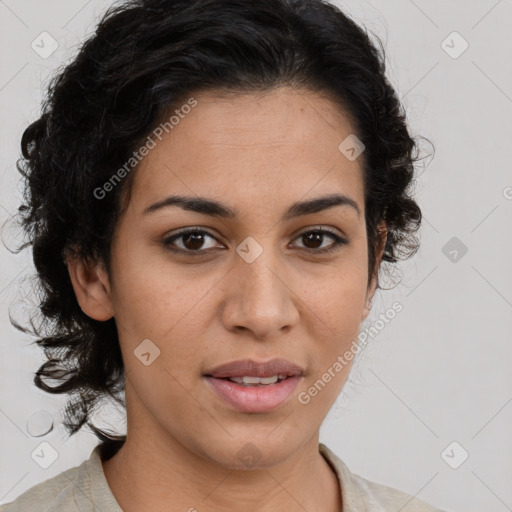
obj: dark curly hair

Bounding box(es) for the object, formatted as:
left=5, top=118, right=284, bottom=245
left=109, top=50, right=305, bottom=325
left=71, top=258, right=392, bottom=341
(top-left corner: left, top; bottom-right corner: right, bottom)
left=9, top=0, right=424, bottom=449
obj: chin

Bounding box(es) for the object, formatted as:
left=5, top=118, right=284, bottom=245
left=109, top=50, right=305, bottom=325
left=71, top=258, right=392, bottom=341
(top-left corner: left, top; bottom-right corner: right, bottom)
left=197, top=432, right=304, bottom=470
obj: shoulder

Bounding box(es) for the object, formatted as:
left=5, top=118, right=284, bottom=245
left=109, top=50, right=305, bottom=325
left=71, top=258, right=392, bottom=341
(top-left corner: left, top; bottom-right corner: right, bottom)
left=0, top=462, right=85, bottom=512
left=0, top=444, right=121, bottom=512
left=319, top=443, right=449, bottom=512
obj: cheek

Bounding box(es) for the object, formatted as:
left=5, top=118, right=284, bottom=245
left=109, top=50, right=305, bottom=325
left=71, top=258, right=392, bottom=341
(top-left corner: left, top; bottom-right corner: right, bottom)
left=109, top=236, right=216, bottom=339
left=296, top=273, right=367, bottom=415
left=302, top=256, right=368, bottom=333
left=113, top=282, right=211, bottom=373
left=308, top=278, right=365, bottom=373
left=297, top=255, right=368, bottom=393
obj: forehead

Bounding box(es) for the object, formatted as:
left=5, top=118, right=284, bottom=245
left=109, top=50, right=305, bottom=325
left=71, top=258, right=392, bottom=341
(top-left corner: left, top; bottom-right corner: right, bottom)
left=127, top=86, right=365, bottom=216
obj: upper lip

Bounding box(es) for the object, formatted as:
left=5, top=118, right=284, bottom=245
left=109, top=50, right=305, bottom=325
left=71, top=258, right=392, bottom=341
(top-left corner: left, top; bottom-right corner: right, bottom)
left=204, top=358, right=305, bottom=379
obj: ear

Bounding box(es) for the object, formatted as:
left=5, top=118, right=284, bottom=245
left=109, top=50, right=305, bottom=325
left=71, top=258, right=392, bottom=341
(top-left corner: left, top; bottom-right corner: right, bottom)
left=361, top=221, right=387, bottom=322
left=65, top=254, right=114, bottom=321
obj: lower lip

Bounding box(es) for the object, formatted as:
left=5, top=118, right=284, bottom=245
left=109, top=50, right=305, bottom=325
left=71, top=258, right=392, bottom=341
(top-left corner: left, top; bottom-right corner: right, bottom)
left=204, top=376, right=302, bottom=413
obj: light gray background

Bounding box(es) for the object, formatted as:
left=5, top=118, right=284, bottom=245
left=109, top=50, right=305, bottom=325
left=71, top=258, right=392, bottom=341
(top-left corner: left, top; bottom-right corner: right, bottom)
left=1, top=1, right=511, bottom=511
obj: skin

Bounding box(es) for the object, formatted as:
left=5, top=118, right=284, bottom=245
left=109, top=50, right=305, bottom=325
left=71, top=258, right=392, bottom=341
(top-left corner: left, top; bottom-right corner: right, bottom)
left=67, top=86, right=387, bottom=512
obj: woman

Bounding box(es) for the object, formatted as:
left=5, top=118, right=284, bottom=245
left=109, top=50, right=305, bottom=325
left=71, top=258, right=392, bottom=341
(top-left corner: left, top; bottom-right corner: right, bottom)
left=1, top=0, right=446, bottom=510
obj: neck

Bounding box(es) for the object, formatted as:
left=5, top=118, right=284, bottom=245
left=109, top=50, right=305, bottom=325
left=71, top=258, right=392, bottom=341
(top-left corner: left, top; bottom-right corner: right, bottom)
left=102, top=427, right=341, bottom=512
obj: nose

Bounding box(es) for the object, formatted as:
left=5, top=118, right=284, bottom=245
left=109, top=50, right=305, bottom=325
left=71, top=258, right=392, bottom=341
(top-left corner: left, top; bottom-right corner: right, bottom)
left=220, top=250, right=300, bottom=340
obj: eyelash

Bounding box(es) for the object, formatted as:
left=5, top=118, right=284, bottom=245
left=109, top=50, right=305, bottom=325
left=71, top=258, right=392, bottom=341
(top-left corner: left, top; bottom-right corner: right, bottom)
left=162, top=227, right=348, bottom=256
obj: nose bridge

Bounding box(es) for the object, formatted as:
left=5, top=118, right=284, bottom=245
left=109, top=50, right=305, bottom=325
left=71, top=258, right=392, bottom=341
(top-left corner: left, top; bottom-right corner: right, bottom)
left=237, top=239, right=286, bottom=310
left=241, top=252, right=282, bottom=300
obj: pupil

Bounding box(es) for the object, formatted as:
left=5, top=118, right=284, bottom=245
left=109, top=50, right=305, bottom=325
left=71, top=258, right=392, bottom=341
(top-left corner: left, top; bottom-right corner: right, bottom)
left=184, top=233, right=204, bottom=250
left=303, top=232, right=322, bottom=249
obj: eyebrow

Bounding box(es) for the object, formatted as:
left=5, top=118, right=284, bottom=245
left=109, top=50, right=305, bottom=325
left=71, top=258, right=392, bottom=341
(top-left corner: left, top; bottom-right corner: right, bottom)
left=143, top=193, right=360, bottom=220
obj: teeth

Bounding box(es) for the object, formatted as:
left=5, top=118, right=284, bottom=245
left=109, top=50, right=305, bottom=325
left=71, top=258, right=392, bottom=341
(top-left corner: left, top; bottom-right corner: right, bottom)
left=227, top=374, right=288, bottom=385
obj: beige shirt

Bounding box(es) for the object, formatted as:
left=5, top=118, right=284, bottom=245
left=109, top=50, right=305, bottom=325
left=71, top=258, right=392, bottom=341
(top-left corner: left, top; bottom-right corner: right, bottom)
left=0, top=443, right=447, bottom=511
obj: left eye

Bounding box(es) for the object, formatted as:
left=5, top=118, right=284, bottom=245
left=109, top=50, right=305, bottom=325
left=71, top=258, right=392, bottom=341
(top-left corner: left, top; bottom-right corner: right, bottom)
left=162, top=228, right=348, bottom=255
left=293, top=229, right=348, bottom=253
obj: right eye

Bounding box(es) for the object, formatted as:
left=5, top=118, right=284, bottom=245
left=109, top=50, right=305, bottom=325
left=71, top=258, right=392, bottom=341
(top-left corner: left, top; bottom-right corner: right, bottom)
left=162, top=228, right=224, bottom=254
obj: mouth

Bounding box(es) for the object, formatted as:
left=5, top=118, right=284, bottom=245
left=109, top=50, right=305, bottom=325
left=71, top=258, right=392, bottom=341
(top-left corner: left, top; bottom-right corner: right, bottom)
left=203, top=358, right=305, bottom=413
left=216, top=374, right=291, bottom=386
left=204, top=375, right=302, bottom=413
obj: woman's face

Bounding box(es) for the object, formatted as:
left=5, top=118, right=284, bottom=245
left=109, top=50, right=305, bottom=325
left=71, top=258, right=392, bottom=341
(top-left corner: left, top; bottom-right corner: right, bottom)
left=96, top=86, right=383, bottom=468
